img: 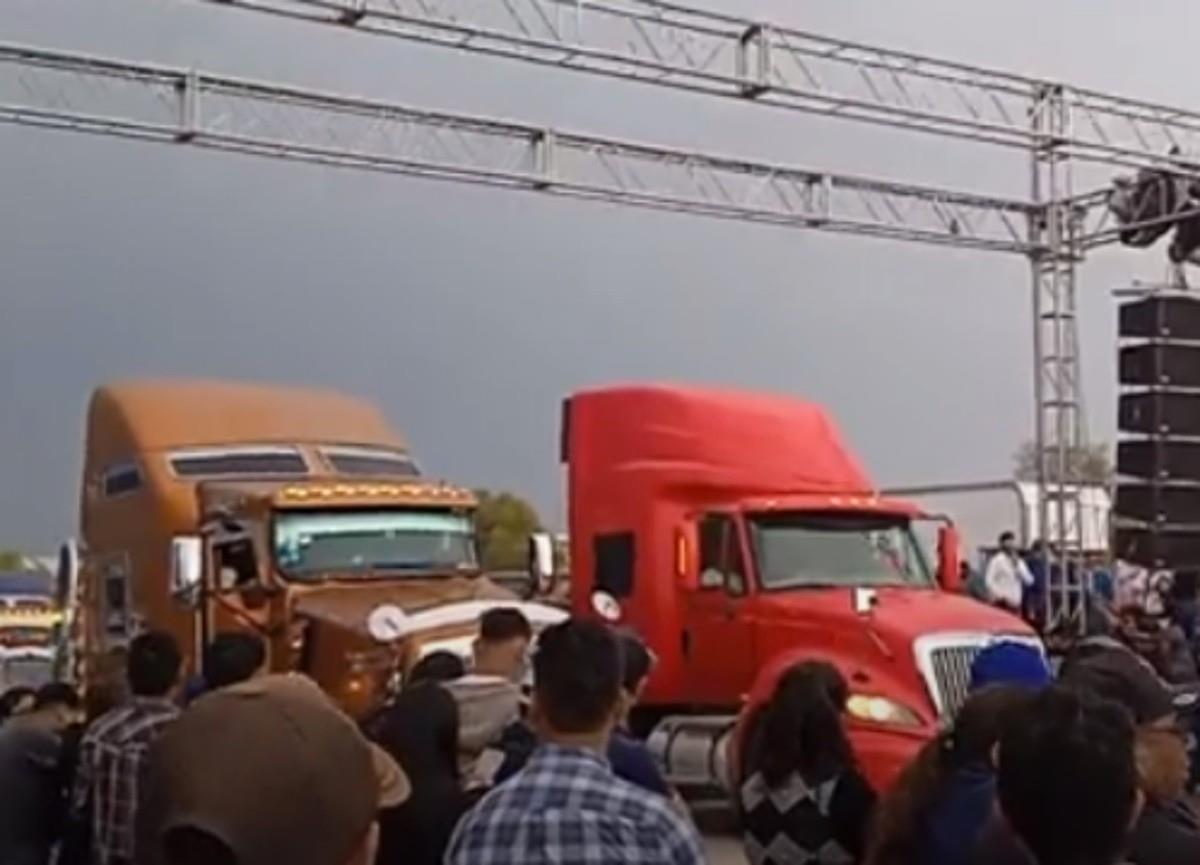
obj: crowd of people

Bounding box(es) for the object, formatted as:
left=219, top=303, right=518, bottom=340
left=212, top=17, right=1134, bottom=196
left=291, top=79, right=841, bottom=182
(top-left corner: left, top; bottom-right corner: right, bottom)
left=969, top=532, right=1200, bottom=683
left=737, top=636, right=1200, bottom=865
left=0, top=611, right=702, bottom=865
left=1, top=605, right=1198, bottom=865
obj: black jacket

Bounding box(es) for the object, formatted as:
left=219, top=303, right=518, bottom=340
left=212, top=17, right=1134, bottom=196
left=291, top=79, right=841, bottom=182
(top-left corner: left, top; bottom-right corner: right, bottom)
left=375, top=781, right=479, bottom=865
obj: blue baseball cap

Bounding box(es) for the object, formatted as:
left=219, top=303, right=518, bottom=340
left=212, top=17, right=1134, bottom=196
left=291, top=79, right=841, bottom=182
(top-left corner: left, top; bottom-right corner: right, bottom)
left=970, top=641, right=1052, bottom=692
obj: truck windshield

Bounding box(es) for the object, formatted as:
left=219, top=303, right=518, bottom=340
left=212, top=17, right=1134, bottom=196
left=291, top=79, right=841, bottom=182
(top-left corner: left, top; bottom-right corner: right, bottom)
left=274, top=509, right=477, bottom=580
left=748, top=512, right=933, bottom=590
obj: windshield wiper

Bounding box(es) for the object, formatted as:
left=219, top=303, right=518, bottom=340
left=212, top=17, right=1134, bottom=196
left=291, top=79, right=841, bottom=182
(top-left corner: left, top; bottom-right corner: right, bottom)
left=370, top=561, right=466, bottom=572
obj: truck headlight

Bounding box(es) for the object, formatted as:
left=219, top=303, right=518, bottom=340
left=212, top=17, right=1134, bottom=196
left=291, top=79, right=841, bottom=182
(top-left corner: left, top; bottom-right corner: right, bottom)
left=846, top=694, right=922, bottom=728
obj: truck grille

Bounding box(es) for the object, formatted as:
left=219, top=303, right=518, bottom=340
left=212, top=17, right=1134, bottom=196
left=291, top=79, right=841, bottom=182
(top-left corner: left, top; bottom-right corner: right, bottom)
left=927, top=644, right=983, bottom=718
left=915, top=634, right=1044, bottom=720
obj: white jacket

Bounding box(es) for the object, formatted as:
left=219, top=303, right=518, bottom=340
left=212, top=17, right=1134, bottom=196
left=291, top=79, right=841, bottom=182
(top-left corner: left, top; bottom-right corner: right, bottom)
left=984, top=552, right=1034, bottom=608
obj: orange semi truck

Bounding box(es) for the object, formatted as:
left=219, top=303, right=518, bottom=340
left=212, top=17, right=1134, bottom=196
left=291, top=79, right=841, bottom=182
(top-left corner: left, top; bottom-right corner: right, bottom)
left=60, top=380, right=563, bottom=715
left=539, top=384, right=1040, bottom=793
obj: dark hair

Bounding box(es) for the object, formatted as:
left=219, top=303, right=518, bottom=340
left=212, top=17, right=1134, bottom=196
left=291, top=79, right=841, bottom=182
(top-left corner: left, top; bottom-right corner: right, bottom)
left=407, top=651, right=467, bottom=688
left=617, top=631, right=653, bottom=693
left=999, top=531, right=1016, bottom=545
left=744, top=661, right=852, bottom=789
left=0, top=686, right=36, bottom=720
left=997, top=686, right=1138, bottom=865
left=532, top=620, right=621, bottom=734
left=479, top=607, right=533, bottom=643
left=867, top=686, right=1034, bottom=865
left=128, top=631, right=183, bottom=698
left=34, top=682, right=81, bottom=712
left=203, top=632, right=266, bottom=690
left=373, top=682, right=461, bottom=790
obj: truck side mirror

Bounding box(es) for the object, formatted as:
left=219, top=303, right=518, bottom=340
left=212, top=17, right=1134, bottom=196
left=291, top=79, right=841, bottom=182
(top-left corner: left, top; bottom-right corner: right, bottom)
left=936, top=524, right=963, bottom=593
left=170, top=536, right=204, bottom=598
left=528, top=533, right=555, bottom=597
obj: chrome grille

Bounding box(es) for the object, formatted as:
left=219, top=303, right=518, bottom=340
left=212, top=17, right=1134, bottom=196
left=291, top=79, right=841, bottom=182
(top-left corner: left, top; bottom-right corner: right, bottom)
left=1, top=655, right=53, bottom=689
left=927, top=644, right=984, bottom=719
left=916, top=634, right=1045, bottom=720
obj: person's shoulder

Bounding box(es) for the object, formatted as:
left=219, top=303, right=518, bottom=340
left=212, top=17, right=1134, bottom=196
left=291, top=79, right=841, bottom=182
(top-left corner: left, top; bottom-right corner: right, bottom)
left=83, top=704, right=132, bottom=741
left=625, top=782, right=704, bottom=860
left=605, top=770, right=690, bottom=830
left=833, top=767, right=877, bottom=804
left=1130, top=801, right=1200, bottom=858
left=608, top=733, right=670, bottom=796
left=970, top=814, right=1037, bottom=865
left=444, top=776, right=524, bottom=857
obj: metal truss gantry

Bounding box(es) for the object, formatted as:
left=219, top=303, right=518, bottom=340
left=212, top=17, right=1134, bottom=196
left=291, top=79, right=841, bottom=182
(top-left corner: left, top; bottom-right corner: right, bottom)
left=0, top=44, right=1036, bottom=249
left=204, top=0, right=1200, bottom=172
left=11, top=1, right=1200, bottom=630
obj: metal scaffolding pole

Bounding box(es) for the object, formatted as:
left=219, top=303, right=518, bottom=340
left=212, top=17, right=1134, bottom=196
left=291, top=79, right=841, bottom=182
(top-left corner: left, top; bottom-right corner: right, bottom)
left=0, top=43, right=1035, bottom=253
left=1029, top=84, right=1087, bottom=634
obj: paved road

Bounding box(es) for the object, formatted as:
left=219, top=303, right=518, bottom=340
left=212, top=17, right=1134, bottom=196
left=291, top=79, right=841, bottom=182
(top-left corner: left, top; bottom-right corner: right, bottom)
left=696, top=810, right=743, bottom=864
left=704, top=833, right=744, bottom=864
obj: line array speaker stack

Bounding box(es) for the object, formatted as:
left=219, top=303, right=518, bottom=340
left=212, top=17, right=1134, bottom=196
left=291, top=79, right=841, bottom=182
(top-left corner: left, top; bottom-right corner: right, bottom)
left=1115, top=293, right=1200, bottom=568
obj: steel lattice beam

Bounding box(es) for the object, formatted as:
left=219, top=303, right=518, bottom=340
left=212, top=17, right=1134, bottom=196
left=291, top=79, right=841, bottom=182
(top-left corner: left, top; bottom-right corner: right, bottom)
left=201, top=0, right=1200, bottom=176
left=0, top=43, right=1035, bottom=253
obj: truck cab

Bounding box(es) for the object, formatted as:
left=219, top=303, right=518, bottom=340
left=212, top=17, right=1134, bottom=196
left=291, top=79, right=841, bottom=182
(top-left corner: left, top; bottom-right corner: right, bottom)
left=560, top=385, right=1039, bottom=791
left=69, top=380, right=564, bottom=715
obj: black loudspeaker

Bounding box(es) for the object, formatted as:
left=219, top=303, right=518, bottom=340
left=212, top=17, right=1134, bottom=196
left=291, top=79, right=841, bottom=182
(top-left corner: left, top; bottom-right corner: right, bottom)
left=1116, top=294, right=1200, bottom=571
left=1120, top=296, right=1200, bottom=341
left=1118, top=440, right=1200, bottom=481
left=1115, top=525, right=1200, bottom=569
left=1119, top=391, right=1200, bottom=436
left=1116, top=483, right=1200, bottom=524
left=1119, top=344, right=1200, bottom=388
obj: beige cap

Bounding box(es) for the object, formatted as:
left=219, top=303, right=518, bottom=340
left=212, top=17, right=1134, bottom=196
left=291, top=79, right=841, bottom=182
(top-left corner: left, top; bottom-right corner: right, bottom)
left=140, top=674, right=408, bottom=865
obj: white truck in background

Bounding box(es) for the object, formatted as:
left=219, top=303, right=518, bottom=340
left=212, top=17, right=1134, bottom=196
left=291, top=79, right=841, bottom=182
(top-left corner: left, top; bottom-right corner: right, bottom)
left=0, top=570, right=62, bottom=690
left=883, top=480, right=1111, bottom=567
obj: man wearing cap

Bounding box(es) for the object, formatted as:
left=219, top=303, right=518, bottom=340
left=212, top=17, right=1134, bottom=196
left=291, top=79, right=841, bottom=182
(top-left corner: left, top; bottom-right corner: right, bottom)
left=1061, top=646, right=1200, bottom=865
left=446, top=620, right=704, bottom=865
left=137, top=673, right=409, bottom=865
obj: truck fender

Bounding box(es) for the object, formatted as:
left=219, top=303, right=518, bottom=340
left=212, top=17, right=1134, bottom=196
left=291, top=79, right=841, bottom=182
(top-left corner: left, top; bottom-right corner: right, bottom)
left=727, top=646, right=924, bottom=787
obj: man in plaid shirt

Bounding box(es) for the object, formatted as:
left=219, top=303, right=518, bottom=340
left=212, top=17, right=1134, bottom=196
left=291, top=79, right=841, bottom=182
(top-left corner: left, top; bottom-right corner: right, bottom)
left=72, top=631, right=182, bottom=865
left=445, top=620, right=705, bottom=865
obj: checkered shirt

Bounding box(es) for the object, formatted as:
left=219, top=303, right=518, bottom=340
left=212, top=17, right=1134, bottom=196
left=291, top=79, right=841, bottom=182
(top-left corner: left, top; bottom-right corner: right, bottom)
left=72, top=697, right=179, bottom=865
left=445, top=743, right=706, bottom=865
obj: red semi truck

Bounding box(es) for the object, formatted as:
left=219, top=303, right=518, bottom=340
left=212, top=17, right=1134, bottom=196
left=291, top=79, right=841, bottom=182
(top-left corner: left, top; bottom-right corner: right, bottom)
left=540, top=384, right=1040, bottom=793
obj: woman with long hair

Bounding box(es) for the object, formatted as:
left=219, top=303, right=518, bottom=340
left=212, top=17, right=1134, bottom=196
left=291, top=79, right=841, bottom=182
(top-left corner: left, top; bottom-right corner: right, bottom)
left=371, top=682, right=477, bottom=865
left=866, top=685, right=1034, bottom=865
left=738, top=660, right=877, bottom=865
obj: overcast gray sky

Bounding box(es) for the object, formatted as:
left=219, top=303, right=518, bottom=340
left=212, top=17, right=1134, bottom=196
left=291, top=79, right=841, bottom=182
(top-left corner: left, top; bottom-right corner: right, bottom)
left=0, top=0, right=1185, bottom=549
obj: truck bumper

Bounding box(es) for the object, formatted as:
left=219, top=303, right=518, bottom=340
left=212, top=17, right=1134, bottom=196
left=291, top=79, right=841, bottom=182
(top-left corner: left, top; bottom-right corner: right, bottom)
left=848, top=725, right=932, bottom=792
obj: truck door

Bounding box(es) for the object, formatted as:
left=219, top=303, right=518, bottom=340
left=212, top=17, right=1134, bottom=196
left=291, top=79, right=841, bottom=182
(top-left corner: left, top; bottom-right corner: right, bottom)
left=685, top=512, right=756, bottom=708
left=206, top=530, right=275, bottom=659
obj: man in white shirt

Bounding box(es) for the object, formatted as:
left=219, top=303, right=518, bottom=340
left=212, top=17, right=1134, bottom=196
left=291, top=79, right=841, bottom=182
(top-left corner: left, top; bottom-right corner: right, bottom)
left=984, top=531, right=1034, bottom=613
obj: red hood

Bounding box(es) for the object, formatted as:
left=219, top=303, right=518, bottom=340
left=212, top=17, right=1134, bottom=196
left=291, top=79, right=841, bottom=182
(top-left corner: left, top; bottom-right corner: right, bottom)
left=754, top=586, right=1030, bottom=647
